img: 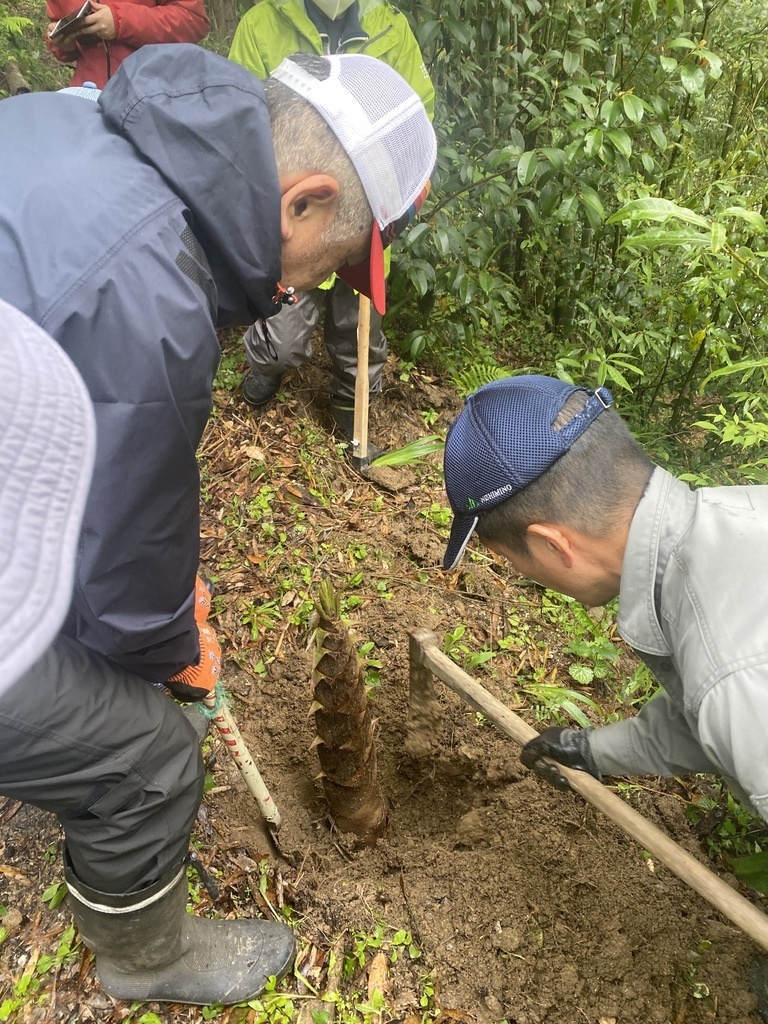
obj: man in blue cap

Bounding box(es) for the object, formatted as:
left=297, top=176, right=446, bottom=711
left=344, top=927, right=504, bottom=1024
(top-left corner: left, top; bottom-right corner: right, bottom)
left=442, top=374, right=768, bottom=827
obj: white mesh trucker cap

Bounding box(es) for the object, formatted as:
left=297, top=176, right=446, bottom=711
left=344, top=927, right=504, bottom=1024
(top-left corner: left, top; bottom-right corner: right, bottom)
left=271, top=53, right=436, bottom=314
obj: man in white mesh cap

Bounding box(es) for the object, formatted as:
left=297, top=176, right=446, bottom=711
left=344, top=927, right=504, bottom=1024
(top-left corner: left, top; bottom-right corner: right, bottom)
left=0, top=45, right=434, bottom=1006
left=0, top=44, right=435, bottom=703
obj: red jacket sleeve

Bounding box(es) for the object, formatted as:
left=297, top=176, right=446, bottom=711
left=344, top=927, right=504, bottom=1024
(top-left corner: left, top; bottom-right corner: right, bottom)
left=111, top=0, right=210, bottom=48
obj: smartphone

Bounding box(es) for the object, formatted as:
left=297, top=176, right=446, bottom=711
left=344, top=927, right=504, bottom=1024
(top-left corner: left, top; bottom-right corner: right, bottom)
left=50, top=0, right=94, bottom=41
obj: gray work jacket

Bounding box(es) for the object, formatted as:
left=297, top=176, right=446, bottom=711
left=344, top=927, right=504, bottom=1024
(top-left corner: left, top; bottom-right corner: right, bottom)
left=589, top=467, right=768, bottom=822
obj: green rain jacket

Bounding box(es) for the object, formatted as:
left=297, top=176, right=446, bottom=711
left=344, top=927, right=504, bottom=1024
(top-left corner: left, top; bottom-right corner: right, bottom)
left=229, top=0, right=435, bottom=287
left=230, top=0, right=434, bottom=117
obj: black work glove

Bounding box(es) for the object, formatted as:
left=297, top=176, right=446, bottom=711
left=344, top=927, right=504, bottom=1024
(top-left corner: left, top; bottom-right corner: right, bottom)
left=520, top=727, right=602, bottom=792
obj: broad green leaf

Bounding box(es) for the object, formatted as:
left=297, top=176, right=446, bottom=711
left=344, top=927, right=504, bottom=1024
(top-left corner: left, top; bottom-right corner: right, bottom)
left=583, top=128, right=604, bottom=159
left=405, top=222, right=431, bottom=247
left=600, top=98, right=619, bottom=127
left=666, top=36, right=697, bottom=49
left=680, top=64, right=706, bottom=96
left=606, top=129, right=632, bottom=159
left=563, top=50, right=580, bottom=74
left=555, top=192, right=578, bottom=224
left=607, top=197, right=709, bottom=228
left=699, top=48, right=723, bottom=80
left=434, top=227, right=451, bottom=257
left=560, top=86, right=591, bottom=108
left=710, top=221, right=726, bottom=253
left=730, top=850, right=768, bottom=894
left=649, top=123, right=667, bottom=149
left=539, top=147, right=566, bottom=171
left=416, top=19, right=441, bottom=47
left=411, top=266, right=428, bottom=296
left=641, top=153, right=655, bottom=175
left=579, top=188, right=606, bottom=224
left=622, top=93, right=644, bottom=124
left=569, top=664, right=594, bottom=685
left=443, top=17, right=473, bottom=45
left=517, top=151, right=538, bottom=186
left=659, top=55, right=678, bottom=73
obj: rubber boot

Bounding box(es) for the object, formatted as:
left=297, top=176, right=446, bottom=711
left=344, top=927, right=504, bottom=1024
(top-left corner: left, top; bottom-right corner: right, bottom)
left=65, top=853, right=295, bottom=1005
left=243, top=370, right=282, bottom=408
left=181, top=702, right=209, bottom=743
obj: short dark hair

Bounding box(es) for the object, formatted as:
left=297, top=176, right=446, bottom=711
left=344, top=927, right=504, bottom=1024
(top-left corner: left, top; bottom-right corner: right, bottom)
left=475, top=392, right=654, bottom=554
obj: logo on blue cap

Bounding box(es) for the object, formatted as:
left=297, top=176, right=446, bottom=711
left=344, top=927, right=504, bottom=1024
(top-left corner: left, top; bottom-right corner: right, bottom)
left=443, top=375, right=613, bottom=570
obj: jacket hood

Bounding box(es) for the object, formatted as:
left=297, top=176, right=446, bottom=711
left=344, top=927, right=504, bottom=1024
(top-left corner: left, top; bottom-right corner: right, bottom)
left=99, top=44, right=282, bottom=322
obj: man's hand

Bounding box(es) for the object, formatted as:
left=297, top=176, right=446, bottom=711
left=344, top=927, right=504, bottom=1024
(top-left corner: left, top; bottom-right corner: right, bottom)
left=166, top=577, right=220, bottom=702
left=47, top=20, right=79, bottom=50
left=77, top=2, right=116, bottom=41
left=520, top=727, right=602, bottom=791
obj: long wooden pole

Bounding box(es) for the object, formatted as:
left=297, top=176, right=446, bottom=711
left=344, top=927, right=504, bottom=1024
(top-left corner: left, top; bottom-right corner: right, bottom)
left=409, top=627, right=768, bottom=954
left=351, top=294, right=371, bottom=468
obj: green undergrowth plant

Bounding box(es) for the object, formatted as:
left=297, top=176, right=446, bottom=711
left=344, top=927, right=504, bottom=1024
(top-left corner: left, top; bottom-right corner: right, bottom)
left=0, top=923, right=81, bottom=1022
left=686, top=783, right=768, bottom=866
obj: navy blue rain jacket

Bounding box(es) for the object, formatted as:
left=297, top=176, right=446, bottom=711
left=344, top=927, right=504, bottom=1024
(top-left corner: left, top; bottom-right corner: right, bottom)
left=0, top=44, right=282, bottom=680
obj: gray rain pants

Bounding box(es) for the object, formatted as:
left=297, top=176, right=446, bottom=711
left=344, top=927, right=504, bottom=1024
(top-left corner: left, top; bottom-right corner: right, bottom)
left=0, top=635, right=203, bottom=894
left=243, top=279, right=386, bottom=401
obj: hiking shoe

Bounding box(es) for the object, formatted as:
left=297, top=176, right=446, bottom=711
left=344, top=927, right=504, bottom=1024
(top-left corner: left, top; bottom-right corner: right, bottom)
left=243, top=371, right=282, bottom=408
left=330, top=400, right=385, bottom=463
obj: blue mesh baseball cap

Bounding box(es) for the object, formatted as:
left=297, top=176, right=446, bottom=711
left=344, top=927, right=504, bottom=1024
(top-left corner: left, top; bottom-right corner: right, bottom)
left=443, top=375, right=613, bottom=570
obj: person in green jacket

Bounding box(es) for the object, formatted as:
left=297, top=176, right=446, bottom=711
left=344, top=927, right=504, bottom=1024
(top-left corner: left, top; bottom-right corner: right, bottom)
left=230, top=0, right=435, bottom=456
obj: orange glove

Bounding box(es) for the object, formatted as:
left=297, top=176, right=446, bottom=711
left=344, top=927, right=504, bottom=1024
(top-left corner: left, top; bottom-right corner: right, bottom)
left=166, top=576, right=220, bottom=701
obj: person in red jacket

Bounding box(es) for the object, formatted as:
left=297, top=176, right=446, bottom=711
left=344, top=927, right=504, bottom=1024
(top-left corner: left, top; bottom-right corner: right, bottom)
left=46, top=0, right=209, bottom=87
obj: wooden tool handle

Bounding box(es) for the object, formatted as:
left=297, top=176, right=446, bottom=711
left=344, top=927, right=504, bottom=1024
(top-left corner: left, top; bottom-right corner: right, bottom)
left=352, top=294, right=371, bottom=462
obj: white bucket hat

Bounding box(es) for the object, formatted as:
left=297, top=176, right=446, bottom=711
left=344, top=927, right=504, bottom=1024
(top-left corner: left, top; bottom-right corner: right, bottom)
left=0, top=299, right=95, bottom=692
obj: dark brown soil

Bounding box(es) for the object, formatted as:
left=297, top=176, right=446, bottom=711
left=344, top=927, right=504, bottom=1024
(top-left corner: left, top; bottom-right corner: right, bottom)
left=0, top=336, right=764, bottom=1024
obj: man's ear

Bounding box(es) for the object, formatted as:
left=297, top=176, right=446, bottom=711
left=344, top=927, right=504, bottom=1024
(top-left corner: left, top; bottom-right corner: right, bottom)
left=526, top=523, right=576, bottom=568
left=280, top=173, right=340, bottom=242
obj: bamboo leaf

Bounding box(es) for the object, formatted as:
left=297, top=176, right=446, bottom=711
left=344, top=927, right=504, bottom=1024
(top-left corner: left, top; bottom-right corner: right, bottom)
left=699, top=358, right=768, bottom=391
left=619, top=228, right=712, bottom=250
left=607, top=197, right=709, bottom=228
left=721, top=207, right=767, bottom=232
left=369, top=436, right=444, bottom=468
